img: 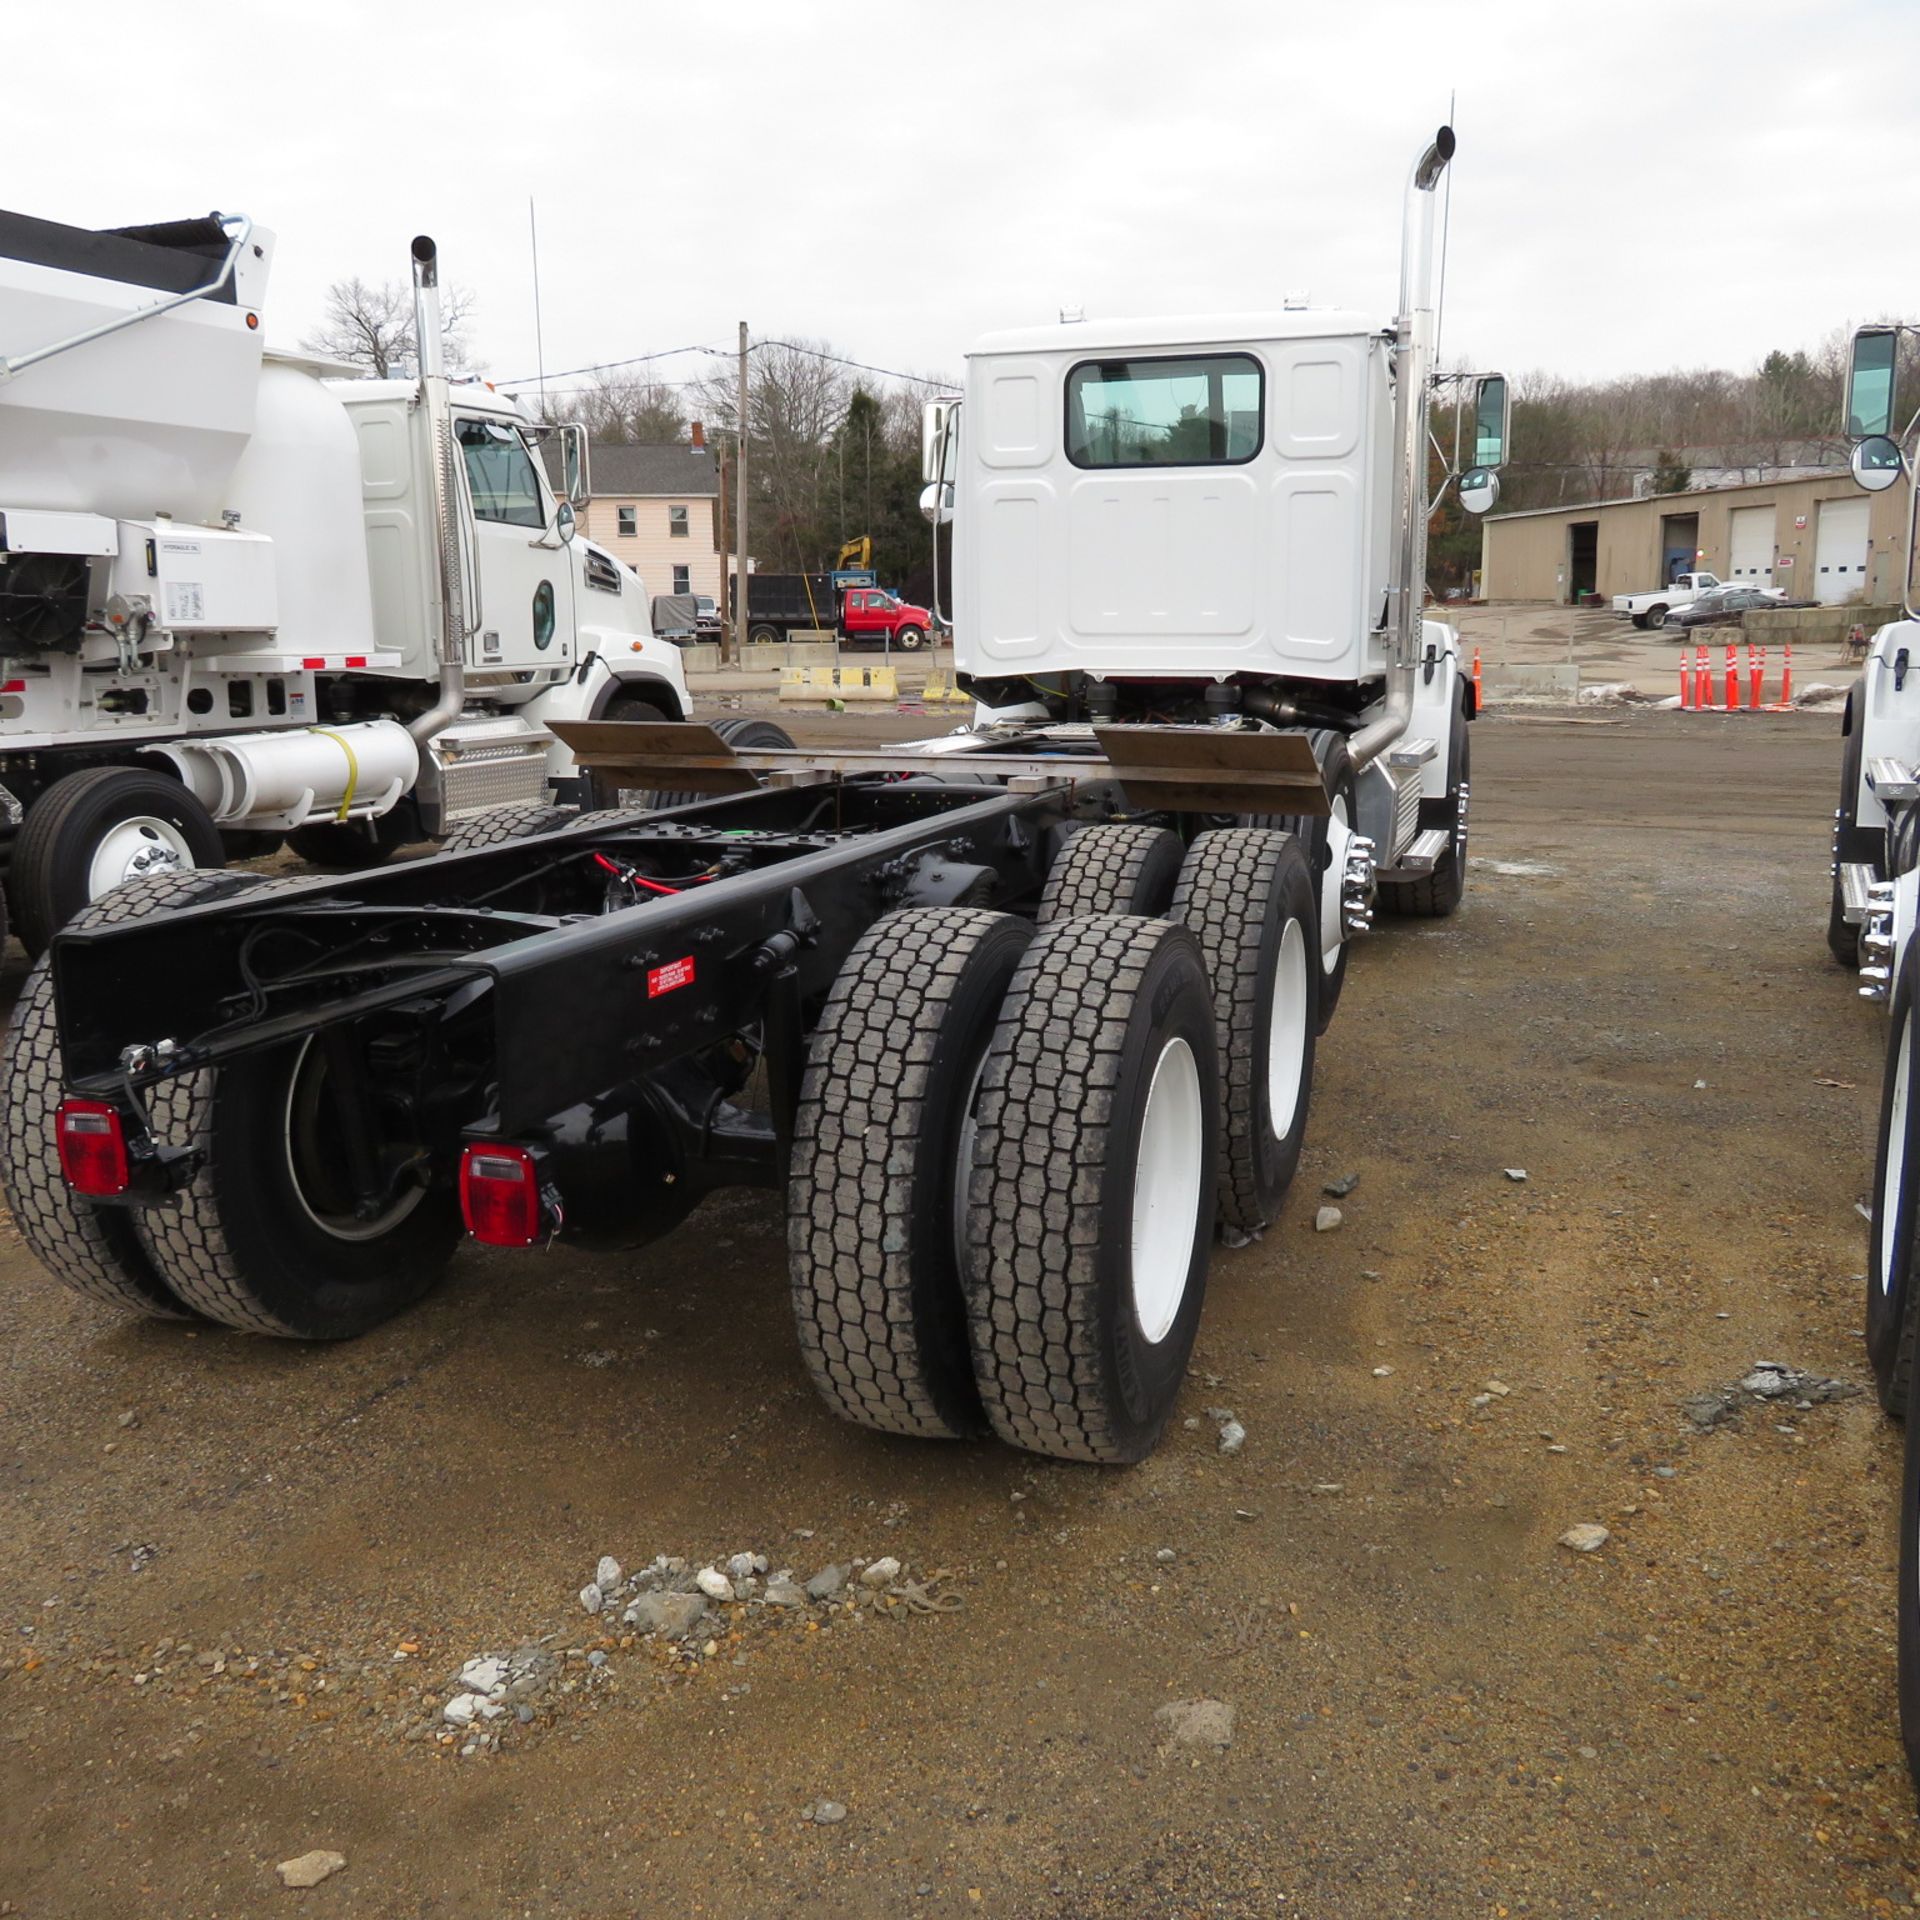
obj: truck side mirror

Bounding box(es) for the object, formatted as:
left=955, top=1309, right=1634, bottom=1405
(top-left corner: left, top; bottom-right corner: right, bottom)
left=555, top=499, right=577, bottom=544
left=1458, top=469, right=1501, bottom=515
left=1852, top=435, right=1905, bottom=494
left=921, top=399, right=958, bottom=485
left=919, top=481, right=954, bottom=527
left=1848, top=328, right=1900, bottom=441
left=1471, top=374, right=1509, bottom=470
left=561, top=423, right=592, bottom=506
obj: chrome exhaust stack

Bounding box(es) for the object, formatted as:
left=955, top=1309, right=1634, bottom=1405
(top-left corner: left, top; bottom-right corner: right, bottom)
left=406, top=234, right=468, bottom=820
left=1350, top=124, right=1455, bottom=771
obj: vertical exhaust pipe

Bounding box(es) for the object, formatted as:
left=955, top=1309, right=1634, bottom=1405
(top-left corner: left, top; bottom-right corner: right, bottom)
left=406, top=234, right=467, bottom=794
left=1350, top=125, right=1455, bottom=769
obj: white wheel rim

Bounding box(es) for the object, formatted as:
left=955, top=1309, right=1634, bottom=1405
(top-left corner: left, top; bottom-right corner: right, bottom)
left=1130, top=1037, right=1204, bottom=1345
left=952, top=1046, right=991, bottom=1276
left=1320, top=796, right=1351, bottom=973
left=283, top=1035, right=427, bottom=1243
left=1885, top=1010, right=1913, bottom=1292
left=88, top=816, right=193, bottom=899
left=1267, top=917, right=1310, bottom=1138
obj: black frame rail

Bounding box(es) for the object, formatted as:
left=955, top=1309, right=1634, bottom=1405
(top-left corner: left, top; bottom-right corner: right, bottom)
left=53, top=778, right=1070, bottom=1137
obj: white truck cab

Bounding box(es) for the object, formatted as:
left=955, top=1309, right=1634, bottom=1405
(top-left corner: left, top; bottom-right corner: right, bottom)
left=0, top=209, right=685, bottom=946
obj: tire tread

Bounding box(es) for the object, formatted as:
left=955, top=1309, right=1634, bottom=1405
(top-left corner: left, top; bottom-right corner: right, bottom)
left=963, top=914, right=1203, bottom=1463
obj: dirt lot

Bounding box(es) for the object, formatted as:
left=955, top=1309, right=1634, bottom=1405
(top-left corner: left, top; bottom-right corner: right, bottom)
left=3, top=704, right=1915, bottom=1919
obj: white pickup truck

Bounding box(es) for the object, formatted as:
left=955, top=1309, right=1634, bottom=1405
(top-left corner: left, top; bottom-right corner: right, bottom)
left=1612, top=572, right=1728, bottom=627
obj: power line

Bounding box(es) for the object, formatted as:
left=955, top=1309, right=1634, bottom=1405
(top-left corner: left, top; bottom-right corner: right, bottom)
left=753, top=339, right=945, bottom=387
left=499, top=334, right=946, bottom=394
left=498, top=340, right=728, bottom=387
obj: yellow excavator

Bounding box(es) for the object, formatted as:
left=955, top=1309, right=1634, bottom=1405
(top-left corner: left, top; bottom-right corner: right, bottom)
left=835, top=536, right=873, bottom=572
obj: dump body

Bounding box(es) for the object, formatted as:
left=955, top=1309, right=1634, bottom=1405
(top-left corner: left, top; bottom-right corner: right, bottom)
left=0, top=211, right=272, bottom=522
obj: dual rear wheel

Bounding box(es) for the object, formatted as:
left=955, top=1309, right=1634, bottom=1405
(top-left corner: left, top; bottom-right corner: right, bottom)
left=1863, top=947, right=1920, bottom=1788
left=787, top=825, right=1318, bottom=1463
left=0, top=866, right=461, bottom=1337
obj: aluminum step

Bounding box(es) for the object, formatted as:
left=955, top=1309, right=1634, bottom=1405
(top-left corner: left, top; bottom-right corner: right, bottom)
left=1378, top=826, right=1451, bottom=877
left=1387, top=736, right=1438, bottom=770
left=1841, top=862, right=1878, bottom=924
left=1868, top=756, right=1920, bottom=802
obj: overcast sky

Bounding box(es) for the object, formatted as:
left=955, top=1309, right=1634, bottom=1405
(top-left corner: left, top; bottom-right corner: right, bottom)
left=9, top=0, right=1917, bottom=403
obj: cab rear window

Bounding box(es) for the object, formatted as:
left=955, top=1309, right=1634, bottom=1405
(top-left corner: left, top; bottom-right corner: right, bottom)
left=1066, top=354, right=1263, bottom=468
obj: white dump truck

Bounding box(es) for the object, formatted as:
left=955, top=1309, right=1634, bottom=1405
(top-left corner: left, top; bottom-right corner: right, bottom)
left=3, top=127, right=1505, bottom=1471
left=0, top=210, right=687, bottom=950
left=1820, top=321, right=1920, bottom=1786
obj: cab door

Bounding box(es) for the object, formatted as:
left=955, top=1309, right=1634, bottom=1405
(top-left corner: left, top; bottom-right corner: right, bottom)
left=842, top=589, right=873, bottom=642
left=456, top=415, right=573, bottom=673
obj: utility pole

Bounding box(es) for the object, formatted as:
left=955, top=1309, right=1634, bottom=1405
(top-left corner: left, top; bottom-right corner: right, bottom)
left=734, top=321, right=749, bottom=666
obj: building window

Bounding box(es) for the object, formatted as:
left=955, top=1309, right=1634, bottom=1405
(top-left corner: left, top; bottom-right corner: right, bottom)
left=617, top=505, right=636, bottom=537
left=673, top=565, right=691, bottom=595
left=669, top=505, right=689, bottom=538
left=1065, top=353, right=1264, bottom=468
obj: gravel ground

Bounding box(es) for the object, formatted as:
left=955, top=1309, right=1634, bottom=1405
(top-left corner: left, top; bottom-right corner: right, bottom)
left=1, top=705, right=1912, bottom=1920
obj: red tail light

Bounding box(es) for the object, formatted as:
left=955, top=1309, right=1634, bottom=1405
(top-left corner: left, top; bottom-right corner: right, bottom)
left=56, top=1100, right=130, bottom=1197
left=459, top=1144, right=545, bottom=1247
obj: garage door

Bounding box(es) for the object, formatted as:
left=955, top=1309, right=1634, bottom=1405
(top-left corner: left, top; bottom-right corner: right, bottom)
left=1814, top=496, right=1871, bottom=604
left=1728, top=505, right=1774, bottom=586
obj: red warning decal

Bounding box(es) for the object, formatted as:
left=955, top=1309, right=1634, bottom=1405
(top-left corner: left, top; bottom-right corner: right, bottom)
left=647, top=955, right=696, bottom=998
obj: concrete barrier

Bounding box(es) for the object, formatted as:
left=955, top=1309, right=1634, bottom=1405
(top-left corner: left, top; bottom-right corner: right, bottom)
left=785, top=642, right=840, bottom=670
left=919, top=671, right=973, bottom=706
left=676, top=643, right=720, bottom=674
left=780, top=664, right=899, bottom=704
left=1745, top=603, right=1900, bottom=645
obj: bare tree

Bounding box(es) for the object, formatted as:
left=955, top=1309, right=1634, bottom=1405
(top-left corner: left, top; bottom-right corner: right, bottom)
left=562, top=369, right=687, bottom=443
left=301, top=277, right=476, bottom=378
left=695, top=338, right=851, bottom=573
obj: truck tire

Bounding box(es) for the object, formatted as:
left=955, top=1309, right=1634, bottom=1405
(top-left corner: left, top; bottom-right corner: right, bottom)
left=749, top=624, right=781, bottom=647
left=1378, top=700, right=1469, bottom=919
left=134, top=1007, right=462, bottom=1340
left=1643, top=602, right=1668, bottom=628
left=12, top=766, right=227, bottom=956
left=1036, top=824, right=1185, bottom=924
left=1266, top=729, right=1357, bottom=1033
left=649, top=717, right=796, bottom=812
left=1829, top=695, right=1870, bottom=966
left=788, top=907, right=1032, bottom=1439
left=1172, top=828, right=1317, bottom=1232
left=962, top=915, right=1218, bottom=1463
left=1898, top=1374, right=1920, bottom=1792
left=440, top=803, right=580, bottom=853
left=285, top=806, right=418, bottom=872
left=585, top=695, right=670, bottom=811
left=1870, top=946, right=1920, bottom=1417
left=895, top=625, right=927, bottom=651
left=0, top=869, right=259, bottom=1319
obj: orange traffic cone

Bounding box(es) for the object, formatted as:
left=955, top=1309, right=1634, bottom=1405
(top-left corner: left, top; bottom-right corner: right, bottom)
left=1695, top=644, right=1714, bottom=708
left=1749, top=642, right=1762, bottom=710
left=1680, top=649, right=1693, bottom=709
left=1472, top=647, right=1482, bottom=712
left=1725, top=640, right=1740, bottom=711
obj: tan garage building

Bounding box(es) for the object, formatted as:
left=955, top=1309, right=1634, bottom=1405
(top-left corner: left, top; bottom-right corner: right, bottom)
left=1481, top=472, right=1914, bottom=607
